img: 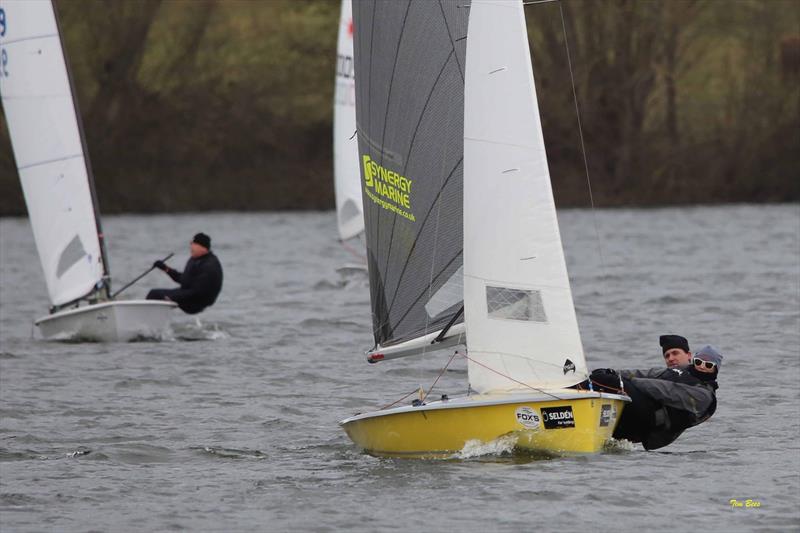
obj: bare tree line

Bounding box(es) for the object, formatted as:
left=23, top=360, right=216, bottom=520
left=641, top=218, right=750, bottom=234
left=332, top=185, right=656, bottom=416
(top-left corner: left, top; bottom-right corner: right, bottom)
left=0, top=0, right=796, bottom=215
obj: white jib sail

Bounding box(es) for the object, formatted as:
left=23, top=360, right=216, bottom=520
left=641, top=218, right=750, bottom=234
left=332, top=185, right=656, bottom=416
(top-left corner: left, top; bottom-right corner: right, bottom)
left=0, top=0, right=105, bottom=307
left=333, top=0, right=363, bottom=241
left=463, top=0, right=587, bottom=393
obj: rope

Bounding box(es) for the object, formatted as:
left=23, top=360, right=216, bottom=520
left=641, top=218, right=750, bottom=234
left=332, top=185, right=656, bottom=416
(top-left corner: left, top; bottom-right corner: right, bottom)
left=556, top=1, right=610, bottom=296
left=455, top=352, right=570, bottom=401
left=378, top=351, right=628, bottom=411
left=421, top=351, right=458, bottom=403
left=380, top=389, right=420, bottom=410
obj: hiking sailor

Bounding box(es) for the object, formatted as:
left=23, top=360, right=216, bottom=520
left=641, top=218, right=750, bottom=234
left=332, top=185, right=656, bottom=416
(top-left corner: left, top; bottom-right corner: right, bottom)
left=146, top=232, right=223, bottom=314
left=589, top=343, right=722, bottom=450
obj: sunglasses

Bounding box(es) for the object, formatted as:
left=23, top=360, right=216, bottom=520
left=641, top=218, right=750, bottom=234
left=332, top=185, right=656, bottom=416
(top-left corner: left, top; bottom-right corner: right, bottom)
left=693, top=358, right=717, bottom=370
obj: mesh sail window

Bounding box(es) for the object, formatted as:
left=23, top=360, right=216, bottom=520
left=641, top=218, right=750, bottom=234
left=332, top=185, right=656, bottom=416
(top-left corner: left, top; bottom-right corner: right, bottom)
left=486, top=286, right=547, bottom=323
left=352, top=0, right=468, bottom=348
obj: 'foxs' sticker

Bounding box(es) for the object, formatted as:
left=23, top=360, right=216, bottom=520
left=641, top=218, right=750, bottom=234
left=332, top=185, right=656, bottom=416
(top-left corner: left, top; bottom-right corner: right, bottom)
left=515, top=406, right=541, bottom=429
left=541, top=406, right=575, bottom=429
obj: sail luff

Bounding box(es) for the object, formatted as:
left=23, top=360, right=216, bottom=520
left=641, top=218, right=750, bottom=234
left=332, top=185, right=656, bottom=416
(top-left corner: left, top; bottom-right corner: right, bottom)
left=463, top=0, right=587, bottom=393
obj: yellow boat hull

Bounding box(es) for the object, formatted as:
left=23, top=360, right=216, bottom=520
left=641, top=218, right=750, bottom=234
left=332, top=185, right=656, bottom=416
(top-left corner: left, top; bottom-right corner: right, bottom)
left=341, top=390, right=629, bottom=458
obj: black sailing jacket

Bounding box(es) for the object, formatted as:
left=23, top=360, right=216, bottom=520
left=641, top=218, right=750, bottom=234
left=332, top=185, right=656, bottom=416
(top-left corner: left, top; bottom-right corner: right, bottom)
left=616, top=367, right=718, bottom=450
left=165, top=252, right=223, bottom=314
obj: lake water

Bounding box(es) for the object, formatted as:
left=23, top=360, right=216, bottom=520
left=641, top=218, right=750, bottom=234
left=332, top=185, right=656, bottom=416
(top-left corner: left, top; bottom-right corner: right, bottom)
left=1, top=205, right=798, bottom=531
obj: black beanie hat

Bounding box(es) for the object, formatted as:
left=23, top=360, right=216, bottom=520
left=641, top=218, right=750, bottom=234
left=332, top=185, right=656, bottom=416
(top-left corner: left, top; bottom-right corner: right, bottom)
left=192, top=232, right=211, bottom=249
left=660, top=334, right=689, bottom=354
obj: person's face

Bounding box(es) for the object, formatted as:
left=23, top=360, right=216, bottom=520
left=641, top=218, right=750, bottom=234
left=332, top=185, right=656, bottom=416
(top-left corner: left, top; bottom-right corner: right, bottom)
left=664, top=348, right=692, bottom=368
left=190, top=242, right=208, bottom=258
left=693, top=357, right=717, bottom=374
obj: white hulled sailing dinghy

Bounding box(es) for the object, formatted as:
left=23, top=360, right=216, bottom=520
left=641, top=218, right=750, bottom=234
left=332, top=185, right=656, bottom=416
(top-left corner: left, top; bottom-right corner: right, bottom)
left=0, top=0, right=175, bottom=341
left=340, top=0, right=628, bottom=457
left=333, top=0, right=367, bottom=276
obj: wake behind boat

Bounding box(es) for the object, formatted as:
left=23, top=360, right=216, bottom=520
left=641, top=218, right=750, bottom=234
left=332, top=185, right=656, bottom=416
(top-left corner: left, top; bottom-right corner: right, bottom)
left=0, top=0, right=175, bottom=341
left=340, top=0, right=628, bottom=457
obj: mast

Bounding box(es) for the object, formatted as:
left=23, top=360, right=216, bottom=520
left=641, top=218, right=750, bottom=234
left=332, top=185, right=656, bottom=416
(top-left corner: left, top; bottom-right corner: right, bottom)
left=51, top=0, right=111, bottom=297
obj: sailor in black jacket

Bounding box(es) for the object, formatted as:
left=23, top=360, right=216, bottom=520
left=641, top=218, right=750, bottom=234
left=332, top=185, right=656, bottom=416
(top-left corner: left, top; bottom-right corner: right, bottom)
left=590, top=345, right=722, bottom=450
left=146, top=233, right=223, bottom=314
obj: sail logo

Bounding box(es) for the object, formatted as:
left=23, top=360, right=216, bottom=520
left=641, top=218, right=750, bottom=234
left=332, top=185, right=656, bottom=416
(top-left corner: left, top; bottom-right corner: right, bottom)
left=515, top=406, right=541, bottom=429
left=362, top=155, right=415, bottom=222
left=541, top=406, right=575, bottom=429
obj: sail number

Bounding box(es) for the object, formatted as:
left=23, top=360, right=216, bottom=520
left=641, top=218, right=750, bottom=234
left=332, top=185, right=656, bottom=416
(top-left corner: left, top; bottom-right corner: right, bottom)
left=0, top=8, right=6, bottom=77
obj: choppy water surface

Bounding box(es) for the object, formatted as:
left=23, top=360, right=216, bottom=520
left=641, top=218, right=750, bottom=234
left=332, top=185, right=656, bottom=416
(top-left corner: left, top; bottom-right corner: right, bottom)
left=1, top=205, right=798, bottom=531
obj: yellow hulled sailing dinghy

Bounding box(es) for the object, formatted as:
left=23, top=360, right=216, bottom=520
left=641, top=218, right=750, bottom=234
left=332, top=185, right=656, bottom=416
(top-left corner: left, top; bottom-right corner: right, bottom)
left=340, top=0, right=628, bottom=457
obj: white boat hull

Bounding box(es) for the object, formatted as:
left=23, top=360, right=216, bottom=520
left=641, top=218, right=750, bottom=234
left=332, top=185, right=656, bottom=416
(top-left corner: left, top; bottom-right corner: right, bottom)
left=35, top=300, right=177, bottom=342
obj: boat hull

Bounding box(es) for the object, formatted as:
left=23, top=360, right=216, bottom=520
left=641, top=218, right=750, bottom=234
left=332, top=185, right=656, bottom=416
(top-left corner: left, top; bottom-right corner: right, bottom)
left=35, top=300, right=177, bottom=342
left=341, top=390, right=629, bottom=457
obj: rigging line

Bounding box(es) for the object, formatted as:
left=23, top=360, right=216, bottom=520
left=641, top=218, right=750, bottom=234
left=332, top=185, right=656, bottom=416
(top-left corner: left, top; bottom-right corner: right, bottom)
left=380, top=388, right=420, bottom=410
left=377, top=1, right=413, bottom=284
left=466, top=348, right=588, bottom=374
left=557, top=1, right=609, bottom=299
left=421, top=350, right=458, bottom=403
left=457, top=353, right=567, bottom=401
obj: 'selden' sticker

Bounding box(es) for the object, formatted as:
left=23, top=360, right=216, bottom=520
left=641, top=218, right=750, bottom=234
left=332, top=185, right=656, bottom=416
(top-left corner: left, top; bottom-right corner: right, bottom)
left=541, top=406, right=575, bottom=429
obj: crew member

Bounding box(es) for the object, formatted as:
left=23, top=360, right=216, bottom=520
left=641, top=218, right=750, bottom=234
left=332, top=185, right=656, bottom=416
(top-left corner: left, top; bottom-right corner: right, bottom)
left=147, top=232, right=223, bottom=314
left=660, top=334, right=693, bottom=368
left=590, top=344, right=722, bottom=450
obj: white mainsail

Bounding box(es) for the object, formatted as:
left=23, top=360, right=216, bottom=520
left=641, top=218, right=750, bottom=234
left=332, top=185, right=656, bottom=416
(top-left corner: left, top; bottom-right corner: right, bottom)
left=0, top=0, right=107, bottom=307
left=463, top=0, right=587, bottom=392
left=333, top=0, right=363, bottom=241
